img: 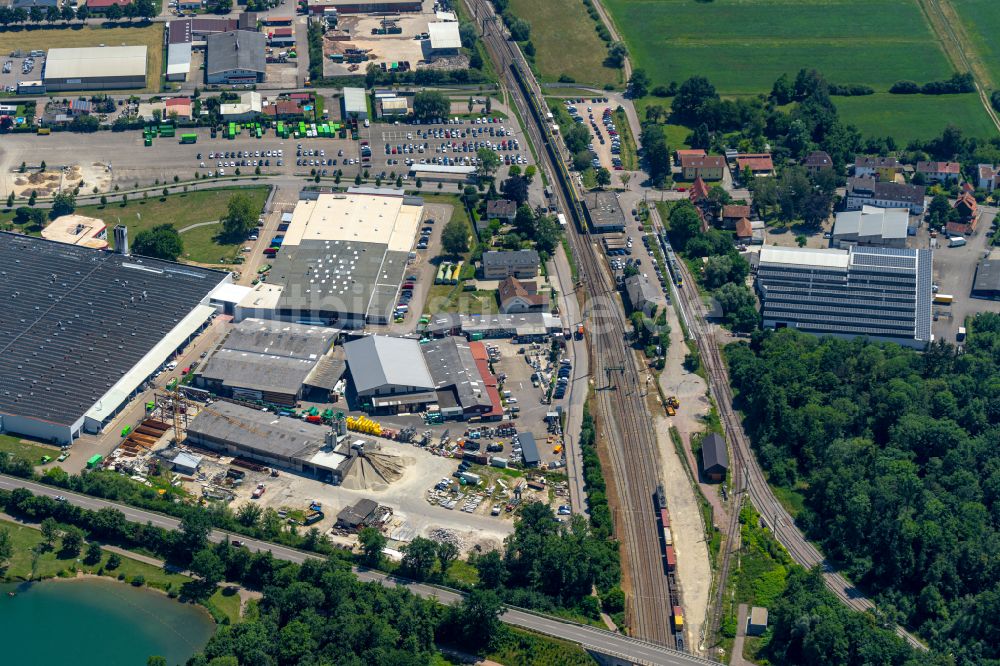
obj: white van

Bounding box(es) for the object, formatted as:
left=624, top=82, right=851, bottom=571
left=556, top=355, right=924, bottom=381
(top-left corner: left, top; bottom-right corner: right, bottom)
left=166, top=361, right=178, bottom=371
left=948, top=236, right=967, bottom=248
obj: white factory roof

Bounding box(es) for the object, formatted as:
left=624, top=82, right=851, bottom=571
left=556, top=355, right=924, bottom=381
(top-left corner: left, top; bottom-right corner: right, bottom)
left=45, top=45, right=147, bottom=80
left=284, top=191, right=422, bottom=253
left=428, top=21, right=461, bottom=50
left=833, top=205, right=909, bottom=240
left=342, top=86, right=367, bottom=114
left=210, top=282, right=252, bottom=305
left=221, top=91, right=262, bottom=117
left=85, top=304, right=216, bottom=425
left=409, top=164, right=476, bottom=175
left=167, top=43, right=193, bottom=77
left=758, top=245, right=850, bottom=269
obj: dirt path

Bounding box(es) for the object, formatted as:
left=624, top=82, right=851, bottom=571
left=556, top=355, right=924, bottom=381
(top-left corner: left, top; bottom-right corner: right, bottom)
left=653, top=415, right=710, bottom=655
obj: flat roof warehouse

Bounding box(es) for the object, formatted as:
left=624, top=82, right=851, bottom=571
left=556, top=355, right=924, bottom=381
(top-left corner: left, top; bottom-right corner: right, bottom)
left=0, top=233, right=229, bottom=444
left=236, top=189, right=424, bottom=327
left=44, top=45, right=147, bottom=91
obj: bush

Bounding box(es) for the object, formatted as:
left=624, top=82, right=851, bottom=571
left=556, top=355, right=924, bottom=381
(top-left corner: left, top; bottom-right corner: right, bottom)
left=131, top=574, right=145, bottom=587
left=889, top=80, right=920, bottom=94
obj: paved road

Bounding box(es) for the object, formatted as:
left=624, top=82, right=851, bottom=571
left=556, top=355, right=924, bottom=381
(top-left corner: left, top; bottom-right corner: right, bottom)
left=0, top=474, right=712, bottom=666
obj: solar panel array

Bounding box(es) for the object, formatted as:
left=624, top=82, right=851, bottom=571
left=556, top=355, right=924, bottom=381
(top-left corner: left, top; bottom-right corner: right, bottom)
left=758, top=245, right=932, bottom=346
left=0, top=234, right=226, bottom=426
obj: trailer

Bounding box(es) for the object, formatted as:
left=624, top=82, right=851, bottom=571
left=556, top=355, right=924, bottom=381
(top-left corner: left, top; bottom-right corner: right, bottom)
left=180, top=133, right=198, bottom=144
left=86, top=454, right=103, bottom=469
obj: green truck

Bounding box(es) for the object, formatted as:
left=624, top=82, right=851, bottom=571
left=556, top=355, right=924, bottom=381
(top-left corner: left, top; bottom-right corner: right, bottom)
left=86, top=454, right=103, bottom=469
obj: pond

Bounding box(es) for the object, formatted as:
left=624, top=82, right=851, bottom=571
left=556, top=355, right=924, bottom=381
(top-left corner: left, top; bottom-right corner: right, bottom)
left=0, top=577, right=215, bottom=666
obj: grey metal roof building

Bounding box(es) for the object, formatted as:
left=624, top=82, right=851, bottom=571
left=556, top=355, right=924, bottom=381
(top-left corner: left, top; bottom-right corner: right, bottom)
left=344, top=336, right=434, bottom=397
left=0, top=233, right=228, bottom=444
left=186, top=401, right=347, bottom=482
left=482, top=250, right=540, bottom=280
left=422, top=337, right=493, bottom=417
left=44, top=46, right=147, bottom=92
left=517, top=431, right=540, bottom=467
left=196, top=319, right=339, bottom=405
left=701, top=433, right=728, bottom=480
left=624, top=274, right=661, bottom=316
left=584, top=191, right=627, bottom=233
left=972, top=259, right=1000, bottom=300
left=757, top=245, right=932, bottom=348
left=832, top=206, right=909, bottom=249
left=206, top=30, right=266, bottom=84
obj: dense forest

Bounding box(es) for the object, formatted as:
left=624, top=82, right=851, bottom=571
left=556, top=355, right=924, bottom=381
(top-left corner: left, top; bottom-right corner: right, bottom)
left=726, top=313, right=1000, bottom=664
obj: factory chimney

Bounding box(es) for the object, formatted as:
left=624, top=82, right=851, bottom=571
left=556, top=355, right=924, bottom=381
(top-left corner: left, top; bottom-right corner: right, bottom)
left=114, top=224, right=129, bottom=256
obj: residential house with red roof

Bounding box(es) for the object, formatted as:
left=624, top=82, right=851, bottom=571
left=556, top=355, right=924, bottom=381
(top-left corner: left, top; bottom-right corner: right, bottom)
left=916, top=161, right=961, bottom=184
left=680, top=153, right=724, bottom=181
left=948, top=193, right=978, bottom=236
left=498, top=276, right=546, bottom=314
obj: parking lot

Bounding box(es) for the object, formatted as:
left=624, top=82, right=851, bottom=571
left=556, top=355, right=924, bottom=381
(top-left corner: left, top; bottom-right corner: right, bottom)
left=361, top=115, right=531, bottom=181
left=917, top=206, right=1000, bottom=342
left=562, top=97, right=624, bottom=172
left=0, top=129, right=372, bottom=193
left=0, top=51, right=44, bottom=93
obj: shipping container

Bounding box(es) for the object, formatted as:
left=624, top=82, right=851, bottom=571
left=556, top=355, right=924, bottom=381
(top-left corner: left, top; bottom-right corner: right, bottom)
left=663, top=527, right=673, bottom=546
left=490, top=456, right=508, bottom=468
left=459, top=471, right=481, bottom=485
left=672, top=605, right=684, bottom=629
left=659, top=507, right=670, bottom=529
left=180, top=133, right=197, bottom=144
left=463, top=452, right=489, bottom=465
left=665, top=545, right=676, bottom=570
left=933, top=294, right=954, bottom=305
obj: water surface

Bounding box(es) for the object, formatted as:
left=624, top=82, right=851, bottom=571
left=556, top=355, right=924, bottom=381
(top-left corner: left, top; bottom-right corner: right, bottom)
left=0, top=577, right=215, bottom=666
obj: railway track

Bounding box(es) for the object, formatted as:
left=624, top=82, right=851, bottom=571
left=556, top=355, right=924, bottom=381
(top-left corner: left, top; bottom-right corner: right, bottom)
left=465, top=0, right=683, bottom=648
left=646, top=205, right=928, bottom=652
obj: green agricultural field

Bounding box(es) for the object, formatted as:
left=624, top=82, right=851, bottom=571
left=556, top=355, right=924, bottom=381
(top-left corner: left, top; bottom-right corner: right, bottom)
left=952, top=0, right=1000, bottom=87
left=0, top=25, right=164, bottom=93
left=835, top=92, right=996, bottom=141
left=83, top=186, right=269, bottom=265
left=603, top=0, right=953, bottom=94
left=509, top=0, right=621, bottom=86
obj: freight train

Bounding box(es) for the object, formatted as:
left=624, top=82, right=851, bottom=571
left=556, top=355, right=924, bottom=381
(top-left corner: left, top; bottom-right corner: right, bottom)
left=655, top=483, right=685, bottom=650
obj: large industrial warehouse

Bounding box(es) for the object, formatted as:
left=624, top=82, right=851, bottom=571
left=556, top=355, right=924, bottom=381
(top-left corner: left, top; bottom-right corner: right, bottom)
left=0, top=233, right=230, bottom=444
left=44, top=45, right=148, bottom=91
left=343, top=335, right=503, bottom=418
left=236, top=189, right=424, bottom=326
left=194, top=318, right=343, bottom=406
left=185, top=401, right=349, bottom=483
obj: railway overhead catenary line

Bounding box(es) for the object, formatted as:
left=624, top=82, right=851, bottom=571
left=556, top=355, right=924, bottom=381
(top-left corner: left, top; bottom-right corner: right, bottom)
left=646, top=205, right=928, bottom=653
left=465, top=0, right=685, bottom=650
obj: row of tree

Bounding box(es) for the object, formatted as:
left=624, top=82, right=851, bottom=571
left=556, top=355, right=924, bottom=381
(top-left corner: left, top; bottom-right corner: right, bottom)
left=0, top=0, right=156, bottom=25
left=725, top=314, right=1000, bottom=664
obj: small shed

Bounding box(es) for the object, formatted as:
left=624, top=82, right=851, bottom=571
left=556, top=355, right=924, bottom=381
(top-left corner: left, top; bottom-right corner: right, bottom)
left=518, top=432, right=540, bottom=467
left=701, top=432, right=729, bottom=482
left=336, top=498, right=378, bottom=529
left=747, top=606, right=768, bottom=636
left=172, top=451, right=203, bottom=475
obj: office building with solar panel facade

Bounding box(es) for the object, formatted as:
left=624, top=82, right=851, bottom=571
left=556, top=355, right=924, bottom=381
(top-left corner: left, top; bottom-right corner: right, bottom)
left=0, top=233, right=230, bottom=444
left=756, top=245, right=932, bottom=348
